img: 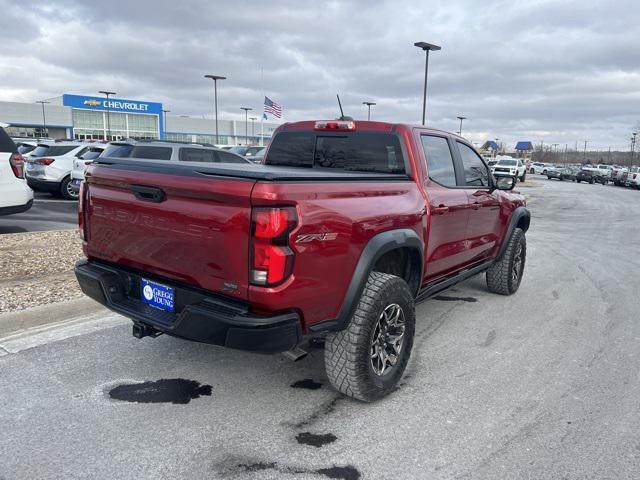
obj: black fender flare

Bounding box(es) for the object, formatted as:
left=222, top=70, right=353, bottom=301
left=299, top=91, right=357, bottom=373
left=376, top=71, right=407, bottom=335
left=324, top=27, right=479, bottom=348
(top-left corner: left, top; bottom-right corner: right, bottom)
left=497, top=206, right=530, bottom=259
left=310, top=229, right=423, bottom=333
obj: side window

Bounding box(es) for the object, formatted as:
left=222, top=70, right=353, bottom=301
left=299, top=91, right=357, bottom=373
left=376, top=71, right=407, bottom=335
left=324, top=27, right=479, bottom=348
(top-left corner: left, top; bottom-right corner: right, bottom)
left=217, top=151, right=248, bottom=164
left=420, top=135, right=456, bottom=187
left=457, top=142, right=490, bottom=187
left=179, top=148, right=217, bottom=163
left=75, top=147, right=90, bottom=158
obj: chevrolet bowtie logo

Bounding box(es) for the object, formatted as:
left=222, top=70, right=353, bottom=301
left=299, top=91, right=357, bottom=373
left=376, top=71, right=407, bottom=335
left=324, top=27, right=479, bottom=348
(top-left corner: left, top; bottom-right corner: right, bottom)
left=83, top=99, right=102, bottom=107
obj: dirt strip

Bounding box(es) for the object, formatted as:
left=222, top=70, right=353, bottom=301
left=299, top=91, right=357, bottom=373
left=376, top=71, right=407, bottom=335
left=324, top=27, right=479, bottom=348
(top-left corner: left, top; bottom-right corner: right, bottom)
left=0, top=230, right=84, bottom=313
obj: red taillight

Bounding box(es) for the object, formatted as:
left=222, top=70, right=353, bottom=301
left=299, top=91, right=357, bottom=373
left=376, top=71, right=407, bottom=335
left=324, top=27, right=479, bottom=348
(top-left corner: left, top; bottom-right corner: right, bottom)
left=78, top=181, right=89, bottom=241
left=314, top=120, right=356, bottom=131
left=250, top=207, right=297, bottom=286
left=9, top=153, right=25, bottom=178
left=34, top=157, right=55, bottom=165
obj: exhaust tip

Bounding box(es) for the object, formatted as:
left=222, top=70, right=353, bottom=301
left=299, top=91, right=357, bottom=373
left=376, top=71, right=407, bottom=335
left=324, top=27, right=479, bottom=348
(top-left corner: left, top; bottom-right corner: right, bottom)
left=283, top=347, right=308, bottom=362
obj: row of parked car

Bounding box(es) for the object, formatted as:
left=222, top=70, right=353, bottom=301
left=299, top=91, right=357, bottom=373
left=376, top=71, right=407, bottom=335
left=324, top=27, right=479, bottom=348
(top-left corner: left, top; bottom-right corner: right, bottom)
left=12, top=138, right=259, bottom=200
left=528, top=161, right=640, bottom=188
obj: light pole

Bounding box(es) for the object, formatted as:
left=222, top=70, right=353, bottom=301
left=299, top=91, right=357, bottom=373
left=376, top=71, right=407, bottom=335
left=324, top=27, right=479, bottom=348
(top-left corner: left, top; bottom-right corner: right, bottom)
left=36, top=100, right=49, bottom=138
left=495, top=138, right=500, bottom=156
left=204, top=75, right=226, bottom=144
left=240, top=107, right=252, bottom=145
left=631, top=133, right=637, bottom=166
left=583, top=140, right=588, bottom=163
left=414, top=41, right=441, bottom=125
left=362, top=101, right=376, bottom=121
left=99, top=91, right=116, bottom=140
left=249, top=117, right=257, bottom=141
left=162, top=109, right=170, bottom=139
left=457, top=115, right=466, bottom=136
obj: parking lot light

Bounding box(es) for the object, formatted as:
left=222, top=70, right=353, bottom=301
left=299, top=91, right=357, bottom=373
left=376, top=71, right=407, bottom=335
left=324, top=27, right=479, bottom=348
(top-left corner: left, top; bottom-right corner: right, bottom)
left=99, top=91, right=116, bottom=140
left=362, top=102, right=376, bottom=121
left=457, top=115, right=466, bottom=136
left=36, top=100, right=50, bottom=138
left=240, top=107, right=252, bottom=145
left=414, top=41, right=441, bottom=126
left=204, top=75, right=226, bottom=144
left=162, top=109, right=170, bottom=139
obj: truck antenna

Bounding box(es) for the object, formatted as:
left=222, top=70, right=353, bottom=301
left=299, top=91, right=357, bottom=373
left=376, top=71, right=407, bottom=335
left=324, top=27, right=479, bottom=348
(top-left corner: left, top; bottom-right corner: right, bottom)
left=336, top=94, right=353, bottom=121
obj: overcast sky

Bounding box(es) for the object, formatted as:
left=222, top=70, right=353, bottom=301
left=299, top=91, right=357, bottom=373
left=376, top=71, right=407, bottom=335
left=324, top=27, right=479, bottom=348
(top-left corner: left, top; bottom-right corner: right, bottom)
left=1, top=0, right=639, bottom=149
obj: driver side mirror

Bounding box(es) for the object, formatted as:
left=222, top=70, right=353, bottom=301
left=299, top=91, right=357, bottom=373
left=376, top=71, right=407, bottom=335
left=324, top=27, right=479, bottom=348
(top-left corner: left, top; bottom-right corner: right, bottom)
left=495, top=176, right=516, bottom=190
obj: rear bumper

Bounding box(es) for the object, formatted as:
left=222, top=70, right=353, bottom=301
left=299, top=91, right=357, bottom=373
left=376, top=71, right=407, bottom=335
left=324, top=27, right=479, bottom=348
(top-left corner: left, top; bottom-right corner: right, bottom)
left=0, top=199, right=33, bottom=216
left=27, top=177, right=60, bottom=191
left=74, top=260, right=301, bottom=353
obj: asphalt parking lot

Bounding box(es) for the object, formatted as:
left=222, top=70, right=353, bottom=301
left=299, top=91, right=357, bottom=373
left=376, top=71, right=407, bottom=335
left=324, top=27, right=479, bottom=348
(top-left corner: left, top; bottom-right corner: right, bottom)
left=0, top=192, right=77, bottom=234
left=1, top=178, right=639, bottom=479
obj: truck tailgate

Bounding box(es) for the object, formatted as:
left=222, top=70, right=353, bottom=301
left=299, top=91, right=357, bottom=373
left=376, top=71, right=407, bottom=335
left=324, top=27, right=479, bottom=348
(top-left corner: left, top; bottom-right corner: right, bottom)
left=83, top=164, right=255, bottom=300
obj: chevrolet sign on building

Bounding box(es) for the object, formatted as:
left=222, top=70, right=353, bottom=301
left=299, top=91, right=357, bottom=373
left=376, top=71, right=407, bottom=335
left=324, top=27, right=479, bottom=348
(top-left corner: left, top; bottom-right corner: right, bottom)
left=63, top=94, right=163, bottom=140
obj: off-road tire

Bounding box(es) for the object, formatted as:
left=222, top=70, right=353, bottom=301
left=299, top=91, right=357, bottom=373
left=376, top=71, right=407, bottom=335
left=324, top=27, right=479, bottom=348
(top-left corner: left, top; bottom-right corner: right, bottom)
left=324, top=272, right=415, bottom=402
left=520, top=172, right=526, bottom=182
left=486, top=227, right=526, bottom=296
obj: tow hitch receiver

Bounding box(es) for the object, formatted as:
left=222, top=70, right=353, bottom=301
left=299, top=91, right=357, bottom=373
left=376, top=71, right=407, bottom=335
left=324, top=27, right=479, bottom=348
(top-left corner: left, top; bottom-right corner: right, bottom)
left=132, top=323, right=162, bottom=339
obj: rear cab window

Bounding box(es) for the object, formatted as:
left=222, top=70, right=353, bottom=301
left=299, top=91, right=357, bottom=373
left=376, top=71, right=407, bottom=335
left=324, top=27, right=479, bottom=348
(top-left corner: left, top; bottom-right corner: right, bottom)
left=265, top=131, right=406, bottom=174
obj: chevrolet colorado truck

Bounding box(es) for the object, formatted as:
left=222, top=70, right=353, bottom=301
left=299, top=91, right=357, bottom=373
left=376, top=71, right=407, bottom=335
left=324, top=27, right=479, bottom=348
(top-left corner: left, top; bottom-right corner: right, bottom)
left=75, top=120, right=530, bottom=402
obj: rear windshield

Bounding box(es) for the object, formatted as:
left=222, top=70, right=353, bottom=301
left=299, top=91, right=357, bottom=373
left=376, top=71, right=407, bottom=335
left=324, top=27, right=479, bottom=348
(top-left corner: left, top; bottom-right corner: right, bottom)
left=130, top=146, right=172, bottom=160
left=101, top=143, right=134, bottom=158
left=17, top=143, right=36, bottom=154
left=80, top=148, right=104, bottom=160
left=0, top=128, right=17, bottom=153
left=31, top=145, right=78, bottom=157
left=265, top=132, right=405, bottom=174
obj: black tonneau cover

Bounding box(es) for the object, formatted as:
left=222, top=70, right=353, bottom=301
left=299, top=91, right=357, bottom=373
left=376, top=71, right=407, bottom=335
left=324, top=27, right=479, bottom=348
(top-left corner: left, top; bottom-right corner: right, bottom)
left=93, top=157, right=410, bottom=182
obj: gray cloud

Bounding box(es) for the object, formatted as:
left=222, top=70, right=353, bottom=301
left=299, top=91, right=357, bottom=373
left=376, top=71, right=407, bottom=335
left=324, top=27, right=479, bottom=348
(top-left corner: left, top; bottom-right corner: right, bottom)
left=0, top=0, right=639, bottom=149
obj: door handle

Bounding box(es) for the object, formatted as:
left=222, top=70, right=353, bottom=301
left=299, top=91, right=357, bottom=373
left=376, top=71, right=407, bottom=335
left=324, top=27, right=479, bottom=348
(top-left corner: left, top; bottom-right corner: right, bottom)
left=432, top=205, right=449, bottom=215
left=130, top=184, right=166, bottom=203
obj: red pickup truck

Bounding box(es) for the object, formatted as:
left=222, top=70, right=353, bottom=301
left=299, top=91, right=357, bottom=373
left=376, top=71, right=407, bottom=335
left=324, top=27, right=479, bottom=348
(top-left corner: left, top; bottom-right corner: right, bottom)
left=75, top=120, right=529, bottom=401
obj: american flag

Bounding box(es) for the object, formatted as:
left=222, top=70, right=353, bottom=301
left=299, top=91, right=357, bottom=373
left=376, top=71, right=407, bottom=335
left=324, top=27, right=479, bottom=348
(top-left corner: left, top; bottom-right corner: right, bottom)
left=263, top=96, right=282, bottom=118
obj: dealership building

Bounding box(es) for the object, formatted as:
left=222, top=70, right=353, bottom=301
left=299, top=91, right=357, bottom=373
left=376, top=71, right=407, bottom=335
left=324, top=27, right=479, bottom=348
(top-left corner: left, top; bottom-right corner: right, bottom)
left=0, top=93, right=281, bottom=145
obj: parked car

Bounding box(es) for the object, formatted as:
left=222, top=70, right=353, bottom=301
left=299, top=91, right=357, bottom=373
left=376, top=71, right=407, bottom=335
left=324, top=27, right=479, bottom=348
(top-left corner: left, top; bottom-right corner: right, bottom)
left=583, top=164, right=613, bottom=182
left=545, top=165, right=564, bottom=180
left=576, top=169, right=606, bottom=185
left=491, top=157, right=526, bottom=182
left=25, top=141, right=92, bottom=200
left=529, top=162, right=549, bottom=174
left=611, top=167, right=628, bottom=186
left=0, top=123, right=33, bottom=216
left=75, top=119, right=531, bottom=402
left=250, top=147, right=266, bottom=164
left=626, top=167, right=640, bottom=188
left=14, top=140, right=39, bottom=157
left=560, top=166, right=579, bottom=181
left=70, top=145, right=108, bottom=195
left=244, top=146, right=266, bottom=161
left=127, top=141, right=251, bottom=164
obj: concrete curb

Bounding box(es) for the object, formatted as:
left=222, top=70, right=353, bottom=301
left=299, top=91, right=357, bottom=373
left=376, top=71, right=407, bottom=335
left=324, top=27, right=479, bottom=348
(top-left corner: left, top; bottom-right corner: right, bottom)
left=0, top=297, right=108, bottom=338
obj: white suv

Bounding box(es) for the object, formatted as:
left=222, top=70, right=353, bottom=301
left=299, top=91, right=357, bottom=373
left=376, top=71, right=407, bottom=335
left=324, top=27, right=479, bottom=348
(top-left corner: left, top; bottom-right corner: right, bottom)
left=491, top=157, right=526, bottom=182
left=70, top=142, right=134, bottom=195
left=25, top=141, right=92, bottom=199
left=0, top=123, right=33, bottom=216
left=626, top=167, right=640, bottom=188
